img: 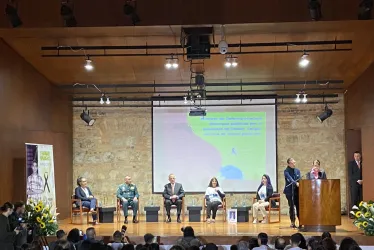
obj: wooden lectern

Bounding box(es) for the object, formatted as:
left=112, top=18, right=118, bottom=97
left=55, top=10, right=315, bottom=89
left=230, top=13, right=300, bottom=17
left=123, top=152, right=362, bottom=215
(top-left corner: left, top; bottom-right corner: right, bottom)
left=299, top=179, right=341, bottom=232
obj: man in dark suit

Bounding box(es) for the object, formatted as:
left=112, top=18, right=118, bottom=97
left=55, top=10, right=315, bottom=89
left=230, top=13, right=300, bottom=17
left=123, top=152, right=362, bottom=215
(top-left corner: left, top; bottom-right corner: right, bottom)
left=348, top=151, right=363, bottom=209
left=163, top=174, right=185, bottom=223
left=283, top=158, right=301, bottom=228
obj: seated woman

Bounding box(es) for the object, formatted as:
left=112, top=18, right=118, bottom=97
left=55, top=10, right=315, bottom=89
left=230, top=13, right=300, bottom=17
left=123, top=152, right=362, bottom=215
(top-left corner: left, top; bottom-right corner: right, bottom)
left=205, top=177, right=225, bottom=223
left=74, top=177, right=98, bottom=225
left=252, top=174, right=274, bottom=224
left=306, top=160, right=327, bottom=180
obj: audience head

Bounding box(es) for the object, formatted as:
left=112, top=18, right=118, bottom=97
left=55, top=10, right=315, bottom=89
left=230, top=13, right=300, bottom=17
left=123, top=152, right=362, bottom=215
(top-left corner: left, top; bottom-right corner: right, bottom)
left=307, top=237, right=318, bottom=250
left=181, top=226, right=195, bottom=237
left=123, top=244, right=135, bottom=250
left=275, top=237, right=286, bottom=250
left=339, top=237, right=359, bottom=250
left=203, top=243, right=218, bottom=250
left=321, top=232, right=332, bottom=241
left=169, top=174, right=176, bottom=184
left=237, top=241, right=249, bottom=250
left=261, top=175, right=271, bottom=187
left=257, top=233, right=268, bottom=246
left=67, top=228, right=80, bottom=243
left=149, top=243, right=160, bottom=250
left=125, top=176, right=132, bottom=184
left=290, top=233, right=306, bottom=248
left=287, top=158, right=296, bottom=168
left=170, top=245, right=185, bottom=250
left=248, top=237, right=259, bottom=250
left=86, top=227, right=96, bottom=240
left=144, top=233, right=155, bottom=244
left=208, top=177, right=220, bottom=188
left=354, top=151, right=361, bottom=161
left=348, top=246, right=362, bottom=250
left=56, top=230, right=67, bottom=240
left=1, top=202, right=14, bottom=216
left=54, top=240, right=71, bottom=250
left=14, top=201, right=25, bottom=214
left=230, top=245, right=238, bottom=250
left=322, top=237, right=336, bottom=250
left=112, top=230, right=122, bottom=243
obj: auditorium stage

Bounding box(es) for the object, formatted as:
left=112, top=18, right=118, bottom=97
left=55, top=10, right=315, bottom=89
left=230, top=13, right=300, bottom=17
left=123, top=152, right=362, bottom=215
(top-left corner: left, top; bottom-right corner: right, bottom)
left=58, top=215, right=374, bottom=246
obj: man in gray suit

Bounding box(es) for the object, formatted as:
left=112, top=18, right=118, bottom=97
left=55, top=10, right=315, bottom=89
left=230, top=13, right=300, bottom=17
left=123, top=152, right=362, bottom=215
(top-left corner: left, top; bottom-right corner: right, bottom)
left=163, top=173, right=185, bottom=223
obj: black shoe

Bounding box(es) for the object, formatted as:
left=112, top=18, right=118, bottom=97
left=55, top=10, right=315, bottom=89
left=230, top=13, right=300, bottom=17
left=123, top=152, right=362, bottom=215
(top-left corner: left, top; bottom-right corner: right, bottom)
left=166, top=217, right=171, bottom=223
left=133, top=218, right=138, bottom=223
left=290, top=223, right=296, bottom=228
left=177, top=217, right=181, bottom=223
left=124, top=218, right=128, bottom=224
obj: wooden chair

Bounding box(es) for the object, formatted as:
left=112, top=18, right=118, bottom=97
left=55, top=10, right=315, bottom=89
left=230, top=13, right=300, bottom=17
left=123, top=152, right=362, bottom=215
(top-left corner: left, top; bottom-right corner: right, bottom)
left=203, top=197, right=227, bottom=221
left=116, top=198, right=140, bottom=222
left=162, top=197, right=185, bottom=222
left=252, top=193, right=281, bottom=223
left=70, top=195, right=99, bottom=224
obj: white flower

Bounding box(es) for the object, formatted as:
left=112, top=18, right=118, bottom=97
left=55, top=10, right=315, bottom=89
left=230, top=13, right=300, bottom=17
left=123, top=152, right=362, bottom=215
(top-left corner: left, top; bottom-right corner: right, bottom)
left=352, top=205, right=359, bottom=210
left=350, top=211, right=356, bottom=216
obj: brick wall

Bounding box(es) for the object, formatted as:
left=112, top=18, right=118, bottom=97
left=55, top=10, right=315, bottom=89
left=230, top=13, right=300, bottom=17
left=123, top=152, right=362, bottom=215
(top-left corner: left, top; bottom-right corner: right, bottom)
left=72, top=97, right=345, bottom=215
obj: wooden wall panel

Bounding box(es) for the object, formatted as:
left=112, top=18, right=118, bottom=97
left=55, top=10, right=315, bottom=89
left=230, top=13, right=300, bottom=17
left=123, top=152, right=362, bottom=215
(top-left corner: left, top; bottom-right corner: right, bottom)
left=0, top=39, right=72, bottom=218
left=346, top=62, right=374, bottom=202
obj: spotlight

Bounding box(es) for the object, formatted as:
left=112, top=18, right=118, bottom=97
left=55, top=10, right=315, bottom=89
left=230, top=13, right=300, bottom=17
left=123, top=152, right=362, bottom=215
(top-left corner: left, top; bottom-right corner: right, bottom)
left=317, top=106, right=333, bottom=123
left=5, top=3, right=22, bottom=28
left=123, top=1, right=140, bottom=25
left=302, top=94, right=308, bottom=103
left=84, top=58, right=94, bottom=71
left=165, top=57, right=178, bottom=69
left=106, top=97, right=110, bottom=105
left=224, top=56, right=239, bottom=68
left=358, top=0, right=373, bottom=20
left=295, top=94, right=301, bottom=103
left=80, top=110, right=95, bottom=126
left=224, top=60, right=232, bottom=68
left=60, top=2, right=77, bottom=27
left=183, top=96, right=188, bottom=104
left=231, top=58, right=238, bottom=67
left=165, top=59, right=172, bottom=69
left=308, top=0, right=322, bottom=21
left=299, top=53, right=310, bottom=68
left=100, top=96, right=104, bottom=104
left=172, top=59, right=179, bottom=69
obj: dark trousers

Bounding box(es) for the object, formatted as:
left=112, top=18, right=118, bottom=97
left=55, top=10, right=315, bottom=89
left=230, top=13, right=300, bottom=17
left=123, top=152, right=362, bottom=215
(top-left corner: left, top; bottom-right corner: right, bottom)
left=122, top=199, right=139, bottom=217
left=165, top=199, right=182, bottom=217
left=206, top=201, right=221, bottom=219
left=351, top=183, right=363, bottom=207
left=82, top=198, right=97, bottom=221
left=286, top=192, right=299, bottom=223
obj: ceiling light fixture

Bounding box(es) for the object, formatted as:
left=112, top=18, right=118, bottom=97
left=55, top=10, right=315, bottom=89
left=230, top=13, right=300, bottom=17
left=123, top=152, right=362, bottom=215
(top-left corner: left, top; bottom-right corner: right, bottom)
left=80, top=109, right=95, bottom=126
left=295, top=93, right=301, bottom=103
left=302, top=94, right=308, bottom=103
left=106, top=96, right=110, bottom=105
left=165, top=56, right=179, bottom=70
left=299, top=52, right=310, bottom=68
left=317, top=105, right=333, bottom=123
left=84, top=56, right=94, bottom=71
left=224, top=56, right=239, bottom=68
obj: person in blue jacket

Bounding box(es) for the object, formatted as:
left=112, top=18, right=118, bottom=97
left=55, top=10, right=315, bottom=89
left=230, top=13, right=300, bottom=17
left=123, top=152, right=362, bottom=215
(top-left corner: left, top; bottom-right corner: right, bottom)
left=283, top=158, right=301, bottom=228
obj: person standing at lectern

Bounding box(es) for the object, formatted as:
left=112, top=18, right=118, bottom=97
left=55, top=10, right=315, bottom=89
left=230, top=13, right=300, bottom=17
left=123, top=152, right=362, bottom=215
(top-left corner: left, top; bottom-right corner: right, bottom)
left=163, top=174, right=185, bottom=223
left=305, top=160, right=327, bottom=180
left=348, top=151, right=363, bottom=208
left=284, top=158, right=301, bottom=228
left=117, top=176, right=139, bottom=224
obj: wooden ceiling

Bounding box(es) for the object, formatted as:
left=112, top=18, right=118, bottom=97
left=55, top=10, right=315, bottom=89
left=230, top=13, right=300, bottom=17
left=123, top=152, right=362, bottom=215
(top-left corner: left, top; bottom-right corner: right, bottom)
left=1, top=21, right=374, bottom=98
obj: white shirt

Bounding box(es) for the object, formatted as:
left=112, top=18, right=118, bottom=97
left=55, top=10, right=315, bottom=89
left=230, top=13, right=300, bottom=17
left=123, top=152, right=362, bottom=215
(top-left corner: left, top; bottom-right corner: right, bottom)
left=252, top=246, right=268, bottom=250
left=81, top=187, right=90, bottom=197
left=205, top=187, right=224, bottom=202
left=258, top=185, right=267, bottom=201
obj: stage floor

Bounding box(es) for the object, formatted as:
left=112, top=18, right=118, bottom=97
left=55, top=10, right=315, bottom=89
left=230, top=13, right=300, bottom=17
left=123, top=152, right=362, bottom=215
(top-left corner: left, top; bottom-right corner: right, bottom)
left=58, top=215, right=365, bottom=243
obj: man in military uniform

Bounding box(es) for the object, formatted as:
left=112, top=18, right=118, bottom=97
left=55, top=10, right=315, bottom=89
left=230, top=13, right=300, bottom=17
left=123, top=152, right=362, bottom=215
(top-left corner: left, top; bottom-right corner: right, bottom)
left=117, top=176, right=139, bottom=224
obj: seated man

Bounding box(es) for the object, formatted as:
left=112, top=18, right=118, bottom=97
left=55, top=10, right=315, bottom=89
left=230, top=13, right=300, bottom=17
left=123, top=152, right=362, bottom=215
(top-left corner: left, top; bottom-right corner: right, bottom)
left=163, top=173, right=185, bottom=223
left=116, top=176, right=139, bottom=224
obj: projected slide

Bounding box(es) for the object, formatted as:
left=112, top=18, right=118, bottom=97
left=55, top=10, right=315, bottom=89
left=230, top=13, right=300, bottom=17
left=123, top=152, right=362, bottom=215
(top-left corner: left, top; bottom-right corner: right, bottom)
left=152, top=99, right=277, bottom=192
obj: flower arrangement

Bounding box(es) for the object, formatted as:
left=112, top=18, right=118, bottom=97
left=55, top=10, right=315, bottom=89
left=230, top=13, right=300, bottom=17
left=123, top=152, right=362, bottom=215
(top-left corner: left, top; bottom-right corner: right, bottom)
left=351, top=200, right=374, bottom=236
left=24, top=199, right=58, bottom=236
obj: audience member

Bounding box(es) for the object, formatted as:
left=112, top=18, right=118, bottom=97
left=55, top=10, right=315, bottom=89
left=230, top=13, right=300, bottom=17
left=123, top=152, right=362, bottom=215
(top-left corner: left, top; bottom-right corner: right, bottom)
left=144, top=233, right=156, bottom=245
left=237, top=240, right=249, bottom=250
left=49, top=230, right=67, bottom=250
left=253, top=233, right=273, bottom=250
left=203, top=243, right=219, bottom=250
left=322, top=237, right=336, bottom=250
left=67, top=228, right=81, bottom=249
left=275, top=237, right=286, bottom=250
left=321, top=232, right=332, bottom=241
left=176, top=227, right=202, bottom=249
left=0, top=202, right=20, bottom=250
left=54, top=240, right=71, bottom=250
left=8, top=201, right=27, bottom=249
left=248, top=237, right=260, bottom=250
left=123, top=244, right=135, bottom=250
left=339, top=237, right=359, bottom=250
left=170, top=245, right=186, bottom=250
left=108, top=231, right=124, bottom=250
left=230, top=245, right=238, bottom=250
left=287, top=233, right=305, bottom=250
left=347, top=246, right=362, bottom=250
